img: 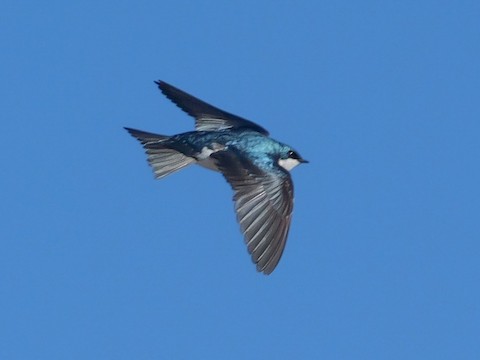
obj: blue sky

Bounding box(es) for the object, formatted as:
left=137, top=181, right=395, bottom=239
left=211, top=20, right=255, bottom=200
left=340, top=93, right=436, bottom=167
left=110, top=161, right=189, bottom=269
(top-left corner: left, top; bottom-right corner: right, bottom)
left=1, top=1, right=479, bottom=359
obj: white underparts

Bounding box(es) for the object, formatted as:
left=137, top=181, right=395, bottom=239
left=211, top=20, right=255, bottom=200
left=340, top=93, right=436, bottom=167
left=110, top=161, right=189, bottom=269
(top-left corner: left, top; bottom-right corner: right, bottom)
left=197, top=146, right=216, bottom=160
left=197, top=143, right=225, bottom=172
left=278, top=158, right=301, bottom=171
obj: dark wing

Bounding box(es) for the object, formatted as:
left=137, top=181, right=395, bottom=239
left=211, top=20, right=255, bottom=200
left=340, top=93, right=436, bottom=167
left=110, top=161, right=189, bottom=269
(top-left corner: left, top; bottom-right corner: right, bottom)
left=155, top=80, right=269, bottom=135
left=212, top=149, right=294, bottom=275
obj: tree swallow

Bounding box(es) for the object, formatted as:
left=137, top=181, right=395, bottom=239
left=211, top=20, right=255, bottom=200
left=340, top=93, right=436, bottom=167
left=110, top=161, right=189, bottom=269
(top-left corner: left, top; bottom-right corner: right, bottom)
left=125, top=81, right=308, bottom=274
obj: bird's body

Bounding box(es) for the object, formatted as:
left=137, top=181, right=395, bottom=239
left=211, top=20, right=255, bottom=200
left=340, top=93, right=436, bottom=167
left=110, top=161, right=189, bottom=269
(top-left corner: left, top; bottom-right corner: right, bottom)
left=125, top=81, right=307, bottom=274
left=168, top=129, right=296, bottom=169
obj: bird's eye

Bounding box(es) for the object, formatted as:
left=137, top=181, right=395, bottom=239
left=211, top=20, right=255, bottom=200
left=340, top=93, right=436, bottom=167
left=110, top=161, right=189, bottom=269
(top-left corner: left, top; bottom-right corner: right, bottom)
left=288, top=150, right=300, bottom=159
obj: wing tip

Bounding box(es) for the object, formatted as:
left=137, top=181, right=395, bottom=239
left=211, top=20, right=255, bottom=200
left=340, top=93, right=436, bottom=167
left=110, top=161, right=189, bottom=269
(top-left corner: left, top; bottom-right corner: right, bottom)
left=124, top=126, right=138, bottom=137
left=260, top=267, right=275, bottom=275
left=154, top=79, right=175, bottom=94
left=256, top=258, right=279, bottom=275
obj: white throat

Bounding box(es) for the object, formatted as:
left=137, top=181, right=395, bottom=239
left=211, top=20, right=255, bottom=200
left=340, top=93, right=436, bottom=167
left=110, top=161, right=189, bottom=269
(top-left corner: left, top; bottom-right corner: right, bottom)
left=278, top=158, right=300, bottom=171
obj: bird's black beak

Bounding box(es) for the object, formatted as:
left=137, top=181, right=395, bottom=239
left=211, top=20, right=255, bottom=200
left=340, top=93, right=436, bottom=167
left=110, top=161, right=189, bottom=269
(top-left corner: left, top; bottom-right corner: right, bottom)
left=300, top=158, right=309, bottom=164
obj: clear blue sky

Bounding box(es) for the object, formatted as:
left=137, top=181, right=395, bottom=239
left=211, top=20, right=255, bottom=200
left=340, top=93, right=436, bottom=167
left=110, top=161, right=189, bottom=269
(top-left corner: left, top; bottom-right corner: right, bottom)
left=1, top=1, right=479, bottom=359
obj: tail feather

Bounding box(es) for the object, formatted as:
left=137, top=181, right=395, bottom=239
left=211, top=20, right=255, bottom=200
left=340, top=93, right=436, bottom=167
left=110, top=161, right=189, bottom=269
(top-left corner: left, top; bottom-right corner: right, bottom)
left=146, top=148, right=196, bottom=179
left=125, top=127, right=196, bottom=179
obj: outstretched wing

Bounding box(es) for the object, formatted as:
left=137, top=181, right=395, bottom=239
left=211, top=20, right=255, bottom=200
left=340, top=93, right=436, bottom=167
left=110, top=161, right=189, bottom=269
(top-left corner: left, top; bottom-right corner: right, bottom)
left=212, top=149, right=294, bottom=274
left=155, top=80, right=269, bottom=135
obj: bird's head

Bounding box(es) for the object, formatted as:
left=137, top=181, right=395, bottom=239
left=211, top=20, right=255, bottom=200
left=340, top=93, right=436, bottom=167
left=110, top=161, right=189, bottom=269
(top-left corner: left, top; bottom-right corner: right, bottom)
left=277, top=148, right=308, bottom=171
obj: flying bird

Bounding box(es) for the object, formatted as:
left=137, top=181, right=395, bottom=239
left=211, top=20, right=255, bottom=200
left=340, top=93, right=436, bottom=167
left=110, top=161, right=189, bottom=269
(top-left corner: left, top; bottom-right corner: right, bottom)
left=125, top=81, right=307, bottom=274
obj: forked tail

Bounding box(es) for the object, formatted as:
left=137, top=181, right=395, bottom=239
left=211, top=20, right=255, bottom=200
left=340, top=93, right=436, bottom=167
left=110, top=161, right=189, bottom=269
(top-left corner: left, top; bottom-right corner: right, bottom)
left=124, top=127, right=196, bottom=179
